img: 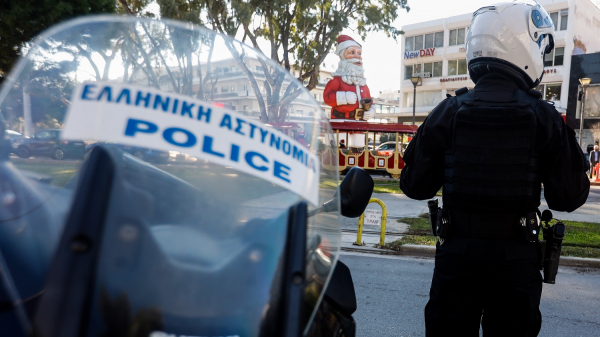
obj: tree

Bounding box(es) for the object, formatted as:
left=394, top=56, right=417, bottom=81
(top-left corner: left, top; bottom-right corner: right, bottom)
left=154, top=0, right=410, bottom=123
left=0, top=0, right=116, bottom=82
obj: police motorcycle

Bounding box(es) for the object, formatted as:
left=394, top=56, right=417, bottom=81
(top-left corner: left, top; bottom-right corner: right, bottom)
left=0, top=16, right=374, bottom=337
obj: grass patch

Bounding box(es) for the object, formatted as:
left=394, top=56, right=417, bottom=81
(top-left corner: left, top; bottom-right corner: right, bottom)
left=391, top=216, right=600, bottom=259
left=385, top=235, right=437, bottom=251
left=561, top=246, right=600, bottom=259
left=397, top=214, right=432, bottom=235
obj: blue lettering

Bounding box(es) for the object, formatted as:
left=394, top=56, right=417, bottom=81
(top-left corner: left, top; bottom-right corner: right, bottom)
left=197, top=106, right=211, bottom=123
left=81, top=84, right=96, bottom=100
left=259, top=128, right=268, bottom=143
left=245, top=151, right=269, bottom=172
left=220, top=114, right=232, bottom=130
left=274, top=161, right=291, bottom=183
left=181, top=101, right=194, bottom=118
left=163, top=127, right=196, bottom=148
left=230, top=144, right=240, bottom=162
left=234, top=118, right=246, bottom=135
left=116, top=89, right=131, bottom=104
left=135, top=91, right=151, bottom=107
left=292, top=146, right=305, bottom=164
left=282, top=140, right=291, bottom=155
left=202, top=136, right=225, bottom=158
left=153, top=95, right=170, bottom=112
left=172, top=99, right=179, bottom=114
left=269, top=134, right=281, bottom=150
left=249, top=123, right=258, bottom=139
left=124, top=118, right=158, bottom=137
left=96, top=86, right=112, bottom=102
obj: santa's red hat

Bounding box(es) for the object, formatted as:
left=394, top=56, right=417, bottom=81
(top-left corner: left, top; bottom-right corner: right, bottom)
left=335, top=35, right=361, bottom=56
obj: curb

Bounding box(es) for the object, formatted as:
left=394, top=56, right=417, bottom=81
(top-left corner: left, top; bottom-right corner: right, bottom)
left=343, top=244, right=600, bottom=269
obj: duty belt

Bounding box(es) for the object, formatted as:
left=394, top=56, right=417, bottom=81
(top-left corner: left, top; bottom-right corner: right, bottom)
left=450, top=209, right=521, bottom=239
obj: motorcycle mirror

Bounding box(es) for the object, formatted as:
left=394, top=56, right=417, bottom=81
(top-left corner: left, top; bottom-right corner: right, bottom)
left=308, top=167, right=374, bottom=218
left=338, top=167, right=374, bottom=218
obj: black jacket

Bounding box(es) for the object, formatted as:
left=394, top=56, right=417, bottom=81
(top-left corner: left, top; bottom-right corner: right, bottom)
left=400, top=74, right=590, bottom=213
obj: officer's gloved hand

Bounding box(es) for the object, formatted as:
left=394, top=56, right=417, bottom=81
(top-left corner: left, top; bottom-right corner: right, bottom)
left=336, top=91, right=358, bottom=105
left=364, top=107, right=376, bottom=120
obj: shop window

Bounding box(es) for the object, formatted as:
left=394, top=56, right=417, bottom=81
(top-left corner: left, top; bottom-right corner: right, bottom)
left=449, top=28, right=466, bottom=46
left=404, top=90, right=443, bottom=108
left=448, top=59, right=468, bottom=76
left=535, top=83, right=561, bottom=102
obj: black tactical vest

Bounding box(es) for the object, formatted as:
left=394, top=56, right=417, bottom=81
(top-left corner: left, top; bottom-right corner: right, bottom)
left=443, top=88, right=542, bottom=214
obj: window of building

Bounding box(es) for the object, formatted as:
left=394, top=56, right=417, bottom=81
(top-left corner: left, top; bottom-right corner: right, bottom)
left=405, top=36, right=414, bottom=52
left=544, top=47, right=564, bottom=67
left=404, top=65, right=413, bottom=80
left=230, top=86, right=235, bottom=92
left=221, top=86, right=228, bottom=93
left=549, top=10, right=568, bottom=31
left=434, top=32, right=444, bottom=48
left=534, top=83, right=561, bottom=102
left=405, top=62, right=442, bottom=79
left=560, top=9, right=568, bottom=30
left=404, top=90, right=443, bottom=108
left=405, top=31, right=443, bottom=51
left=448, top=59, right=467, bottom=76
left=449, top=28, right=466, bottom=46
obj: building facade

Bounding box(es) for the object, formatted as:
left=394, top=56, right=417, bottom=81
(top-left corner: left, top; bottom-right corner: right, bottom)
left=398, top=0, right=600, bottom=127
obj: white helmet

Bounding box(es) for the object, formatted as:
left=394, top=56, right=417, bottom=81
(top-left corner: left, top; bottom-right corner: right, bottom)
left=466, top=1, right=555, bottom=88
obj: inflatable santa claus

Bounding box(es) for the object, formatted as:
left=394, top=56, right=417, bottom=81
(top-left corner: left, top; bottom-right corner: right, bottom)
left=324, top=35, right=376, bottom=120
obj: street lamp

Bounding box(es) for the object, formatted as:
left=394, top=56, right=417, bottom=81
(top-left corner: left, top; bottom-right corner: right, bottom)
left=579, top=77, right=592, bottom=147
left=409, top=75, right=420, bottom=125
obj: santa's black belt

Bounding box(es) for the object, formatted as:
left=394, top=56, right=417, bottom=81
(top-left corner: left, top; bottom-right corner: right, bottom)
left=332, top=110, right=355, bottom=119
left=449, top=209, right=521, bottom=239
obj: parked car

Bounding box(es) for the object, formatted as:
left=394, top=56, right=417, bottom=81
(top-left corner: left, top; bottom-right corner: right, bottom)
left=85, top=142, right=170, bottom=164
left=5, top=130, right=26, bottom=143
left=13, top=129, right=85, bottom=160
left=375, top=141, right=409, bottom=156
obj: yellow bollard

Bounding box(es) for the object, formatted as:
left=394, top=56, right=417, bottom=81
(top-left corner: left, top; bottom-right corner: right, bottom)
left=354, top=198, right=387, bottom=247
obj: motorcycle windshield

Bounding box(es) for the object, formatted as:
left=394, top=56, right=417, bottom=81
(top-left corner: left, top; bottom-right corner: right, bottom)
left=0, top=16, right=340, bottom=336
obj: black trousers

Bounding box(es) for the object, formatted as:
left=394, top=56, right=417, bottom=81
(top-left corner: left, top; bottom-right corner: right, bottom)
left=425, top=237, right=543, bottom=337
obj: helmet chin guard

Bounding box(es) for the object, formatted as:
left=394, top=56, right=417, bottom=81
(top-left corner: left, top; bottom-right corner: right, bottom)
left=466, top=1, right=555, bottom=88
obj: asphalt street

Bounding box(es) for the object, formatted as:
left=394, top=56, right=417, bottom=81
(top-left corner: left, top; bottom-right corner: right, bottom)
left=341, top=252, right=600, bottom=337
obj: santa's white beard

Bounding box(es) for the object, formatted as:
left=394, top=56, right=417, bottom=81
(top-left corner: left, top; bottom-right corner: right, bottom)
left=332, top=58, right=367, bottom=86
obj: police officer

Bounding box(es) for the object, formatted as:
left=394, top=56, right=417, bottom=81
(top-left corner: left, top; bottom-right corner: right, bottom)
left=400, top=2, right=590, bottom=336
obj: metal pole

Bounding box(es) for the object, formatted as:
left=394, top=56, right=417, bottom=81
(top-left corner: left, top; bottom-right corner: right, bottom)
left=579, top=86, right=586, bottom=147
left=412, top=83, right=417, bottom=125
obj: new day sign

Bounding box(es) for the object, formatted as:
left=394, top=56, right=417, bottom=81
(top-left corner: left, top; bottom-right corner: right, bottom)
left=62, top=81, right=320, bottom=205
